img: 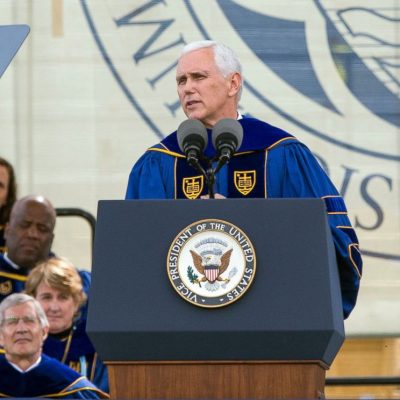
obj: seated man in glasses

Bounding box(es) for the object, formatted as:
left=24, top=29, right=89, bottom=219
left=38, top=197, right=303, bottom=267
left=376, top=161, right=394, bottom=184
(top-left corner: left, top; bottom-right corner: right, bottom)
left=0, top=293, right=108, bottom=399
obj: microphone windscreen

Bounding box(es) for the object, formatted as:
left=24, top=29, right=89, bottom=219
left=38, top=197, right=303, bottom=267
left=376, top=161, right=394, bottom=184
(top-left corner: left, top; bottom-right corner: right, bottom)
left=211, top=118, right=243, bottom=151
left=177, top=119, right=208, bottom=153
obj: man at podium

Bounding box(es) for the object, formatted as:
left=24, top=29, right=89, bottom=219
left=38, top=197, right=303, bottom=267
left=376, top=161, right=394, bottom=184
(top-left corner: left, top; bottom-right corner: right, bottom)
left=125, top=40, right=362, bottom=319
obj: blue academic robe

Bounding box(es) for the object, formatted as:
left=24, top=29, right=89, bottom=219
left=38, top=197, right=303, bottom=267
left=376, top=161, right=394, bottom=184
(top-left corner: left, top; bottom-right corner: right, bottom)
left=0, top=254, right=26, bottom=302
left=126, top=117, right=362, bottom=318
left=43, top=318, right=109, bottom=393
left=0, top=354, right=109, bottom=398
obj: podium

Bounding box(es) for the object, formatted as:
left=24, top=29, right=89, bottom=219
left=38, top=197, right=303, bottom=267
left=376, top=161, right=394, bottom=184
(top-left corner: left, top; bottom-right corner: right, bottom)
left=87, top=198, right=344, bottom=399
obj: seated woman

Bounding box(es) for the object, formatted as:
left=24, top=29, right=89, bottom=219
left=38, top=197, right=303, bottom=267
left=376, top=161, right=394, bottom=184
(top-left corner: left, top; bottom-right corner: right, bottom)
left=24, top=257, right=109, bottom=393
left=0, top=157, right=17, bottom=253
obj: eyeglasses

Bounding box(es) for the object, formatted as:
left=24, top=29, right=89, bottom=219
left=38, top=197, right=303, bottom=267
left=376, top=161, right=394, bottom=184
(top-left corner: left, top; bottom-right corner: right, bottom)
left=2, top=315, right=38, bottom=327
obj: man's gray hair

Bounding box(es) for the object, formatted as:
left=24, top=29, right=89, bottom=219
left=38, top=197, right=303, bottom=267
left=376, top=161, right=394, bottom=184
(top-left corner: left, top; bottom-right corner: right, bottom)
left=181, top=40, right=243, bottom=100
left=0, top=293, right=49, bottom=329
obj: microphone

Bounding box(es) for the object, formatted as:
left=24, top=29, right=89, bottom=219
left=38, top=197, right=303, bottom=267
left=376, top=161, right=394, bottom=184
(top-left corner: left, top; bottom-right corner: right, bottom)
left=177, top=119, right=208, bottom=168
left=212, top=118, right=243, bottom=171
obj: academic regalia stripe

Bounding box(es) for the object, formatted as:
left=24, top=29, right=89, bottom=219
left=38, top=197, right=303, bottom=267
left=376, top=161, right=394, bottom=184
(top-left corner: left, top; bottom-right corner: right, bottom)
left=322, top=195, right=347, bottom=214
left=0, top=271, right=27, bottom=281
left=349, top=244, right=362, bottom=278
left=264, top=149, right=268, bottom=198
left=148, top=147, right=185, bottom=158
left=267, top=136, right=297, bottom=150
left=337, top=225, right=359, bottom=244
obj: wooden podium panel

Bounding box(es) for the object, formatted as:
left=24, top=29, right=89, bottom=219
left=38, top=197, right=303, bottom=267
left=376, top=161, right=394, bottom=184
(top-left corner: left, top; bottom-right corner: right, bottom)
left=107, top=361, right=326, bottom=399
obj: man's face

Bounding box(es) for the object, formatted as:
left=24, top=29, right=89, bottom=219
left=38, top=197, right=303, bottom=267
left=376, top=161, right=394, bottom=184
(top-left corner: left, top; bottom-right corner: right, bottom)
left=4, top=201, right=55, bottom=271
left=176, top=48, right=240, bottom=127
left=0, top=165, right=9, bottom=207
left=0, top=302, right=48, bottom=365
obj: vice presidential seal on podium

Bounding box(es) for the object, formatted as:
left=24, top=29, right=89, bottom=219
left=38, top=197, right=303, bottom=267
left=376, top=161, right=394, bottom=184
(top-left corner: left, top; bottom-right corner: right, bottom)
left=167, top=218, right=256, bottom=308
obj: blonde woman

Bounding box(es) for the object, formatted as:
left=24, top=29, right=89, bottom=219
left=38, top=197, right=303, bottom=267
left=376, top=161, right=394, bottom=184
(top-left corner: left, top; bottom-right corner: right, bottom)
left=25, top=257, right=108, bottom=393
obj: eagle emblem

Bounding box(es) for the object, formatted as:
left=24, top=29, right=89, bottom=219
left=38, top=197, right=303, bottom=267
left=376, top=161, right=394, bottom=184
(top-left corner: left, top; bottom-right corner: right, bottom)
left=188, top=238, right=236, bottom=292
left=167, top=219, right=256, bottom=307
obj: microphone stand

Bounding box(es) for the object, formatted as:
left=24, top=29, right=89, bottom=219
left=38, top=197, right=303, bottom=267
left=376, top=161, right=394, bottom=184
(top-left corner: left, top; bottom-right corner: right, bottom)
left=206, top=152, right=233, bottom=198
left=208, top=143, right=237, bottom=197
left=189, top=157, right=216, bottom=199
left=189, top=152, right=234, bottom=199
left=206, top=164, right=215, bottom=199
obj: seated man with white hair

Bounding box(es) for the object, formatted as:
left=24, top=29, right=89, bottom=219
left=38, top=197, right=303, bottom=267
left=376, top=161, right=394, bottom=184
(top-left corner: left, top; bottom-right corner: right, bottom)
left=0, top=293, right=109, bottom=399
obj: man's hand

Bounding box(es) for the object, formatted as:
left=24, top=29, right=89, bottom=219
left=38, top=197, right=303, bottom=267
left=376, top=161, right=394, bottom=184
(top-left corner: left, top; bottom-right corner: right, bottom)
left=200, top=193, right=226, bottom=199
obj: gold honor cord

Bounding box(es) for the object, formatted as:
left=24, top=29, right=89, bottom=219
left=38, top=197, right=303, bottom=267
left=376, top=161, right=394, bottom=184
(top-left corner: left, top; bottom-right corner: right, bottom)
left=61, top=329, right=74, bottom=364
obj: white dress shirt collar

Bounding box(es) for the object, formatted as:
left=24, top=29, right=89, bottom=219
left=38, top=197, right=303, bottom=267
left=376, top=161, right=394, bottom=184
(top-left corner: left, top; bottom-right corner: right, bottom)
left=3, top=253, right=20, bottom=271
left=8, top=356, right=42, bottom=373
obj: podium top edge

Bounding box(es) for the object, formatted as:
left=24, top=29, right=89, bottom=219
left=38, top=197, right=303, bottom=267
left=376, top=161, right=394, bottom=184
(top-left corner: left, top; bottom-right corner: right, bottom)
left=97, top=198, right=326, bottom=205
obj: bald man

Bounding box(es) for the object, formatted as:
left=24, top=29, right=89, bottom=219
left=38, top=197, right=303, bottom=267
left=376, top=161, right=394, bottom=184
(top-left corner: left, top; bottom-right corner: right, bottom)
left=0, top=195, right=56, bottom=302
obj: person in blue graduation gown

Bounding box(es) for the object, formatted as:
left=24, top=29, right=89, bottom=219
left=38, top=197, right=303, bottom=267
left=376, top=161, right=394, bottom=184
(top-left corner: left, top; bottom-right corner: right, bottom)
left=0, top=293, right=108, bottom=399
left=24, top=257, right=109, bottom=393
left=0, top=195, right=56, bottom=303
left=125, top=40, right=362, bottom=319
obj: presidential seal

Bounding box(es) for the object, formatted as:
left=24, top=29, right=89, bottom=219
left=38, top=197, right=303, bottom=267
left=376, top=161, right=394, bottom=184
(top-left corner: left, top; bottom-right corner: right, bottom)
left=167, top=219, right=256, bottom=308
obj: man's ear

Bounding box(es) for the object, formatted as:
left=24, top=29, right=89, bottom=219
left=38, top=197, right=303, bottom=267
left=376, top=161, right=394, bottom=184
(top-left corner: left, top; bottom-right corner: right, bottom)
left=228, top=72, right=242, bottom=98
left=0, top=331, right=4, bottom=347
left=42, top=325, right=49, bottom=342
